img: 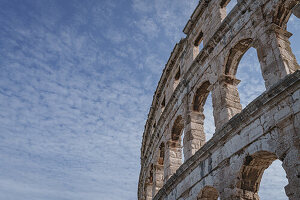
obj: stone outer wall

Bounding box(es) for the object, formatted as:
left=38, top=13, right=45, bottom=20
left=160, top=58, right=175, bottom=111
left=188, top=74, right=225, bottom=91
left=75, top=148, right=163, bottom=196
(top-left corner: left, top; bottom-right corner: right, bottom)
left=138, top=0, right=300, bottom=199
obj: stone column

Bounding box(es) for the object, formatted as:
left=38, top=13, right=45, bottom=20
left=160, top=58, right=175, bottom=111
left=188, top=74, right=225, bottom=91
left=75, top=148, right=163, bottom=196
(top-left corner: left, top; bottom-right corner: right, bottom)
left=282, top=147, right=300, bottom=200
left=256, top=23, right=299, bottom=89
left=164, top=140, right=182, bottom=183
left=152, top=164, right=164, bottom=197
left=211, top=75, right=242, bottom=131
left=183, top=110, right=206, bottom=160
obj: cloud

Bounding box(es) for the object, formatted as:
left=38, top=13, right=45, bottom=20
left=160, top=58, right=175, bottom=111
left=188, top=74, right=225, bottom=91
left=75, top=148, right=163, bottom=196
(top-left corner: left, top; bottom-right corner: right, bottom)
left=134, top=17, right=159, bottom=38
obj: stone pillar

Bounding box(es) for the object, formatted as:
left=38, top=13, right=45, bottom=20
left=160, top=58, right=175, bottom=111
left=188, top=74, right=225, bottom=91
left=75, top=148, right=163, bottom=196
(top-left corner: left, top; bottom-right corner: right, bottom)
left=282, top=147, right=300, bottom=200
left=164, top=140, right=182, bottom=183
left=256, top=24, right=299, bottom=89
left=183, top=111, right=206, bottom=160
left=211, top=75, right=242, bottom=131
left=152, top=164, right=164, bottom=197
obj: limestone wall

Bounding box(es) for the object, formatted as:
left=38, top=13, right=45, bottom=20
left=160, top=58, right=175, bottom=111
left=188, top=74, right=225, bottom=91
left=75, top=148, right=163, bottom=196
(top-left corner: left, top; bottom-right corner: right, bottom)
left=138, top=0, right=300, bottom=199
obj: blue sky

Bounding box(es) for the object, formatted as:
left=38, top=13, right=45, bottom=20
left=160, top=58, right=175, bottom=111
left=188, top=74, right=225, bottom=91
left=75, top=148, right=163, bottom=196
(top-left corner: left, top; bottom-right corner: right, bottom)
left=0, top=0, right=299, bottom=200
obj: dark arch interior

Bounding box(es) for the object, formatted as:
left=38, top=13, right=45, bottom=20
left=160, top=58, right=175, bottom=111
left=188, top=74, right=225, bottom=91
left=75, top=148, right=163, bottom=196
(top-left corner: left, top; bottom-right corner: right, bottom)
left=171, top=116, right=184, bottom=141
left=225, top=38, right=253, bottom=76
left=158, top=143, right=165, bottom=165
left=193, top=81, right=210, bottom=112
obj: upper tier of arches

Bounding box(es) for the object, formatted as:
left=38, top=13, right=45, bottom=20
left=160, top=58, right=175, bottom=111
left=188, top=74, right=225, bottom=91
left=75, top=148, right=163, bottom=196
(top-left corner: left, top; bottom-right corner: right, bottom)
left=139, top=0, right=299, bottom=199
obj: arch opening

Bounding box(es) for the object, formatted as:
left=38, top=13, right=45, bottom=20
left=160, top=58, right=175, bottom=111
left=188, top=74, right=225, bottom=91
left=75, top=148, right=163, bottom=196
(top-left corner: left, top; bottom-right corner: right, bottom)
left=193, top=81, right=210, bottom=112
left=237, top=151, right=288, bottom=199
left=225, top=38, right=253, bottom=76
left=170, top=115, right=184, bottom=164
left=225, top=39, right=265, bottom=110
left=287, top=5, right=300, bottom=67
left=220, top=0, right=237, bottom=20
left=192, top=81, right=215, bottom=142
left=259, top=160, right=288, bottom=199
left=193, top=31, right=204, bottom=59
left=173, top=67, right=181, bottom=90
left=171, top=116, right=184, bottom=141
left=235, top=47, right=265, bottom=107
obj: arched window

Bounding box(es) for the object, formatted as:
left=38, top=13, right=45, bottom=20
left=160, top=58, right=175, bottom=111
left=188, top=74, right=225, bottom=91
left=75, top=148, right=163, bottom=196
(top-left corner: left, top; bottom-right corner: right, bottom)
left=173, top=67, right=181, bottom=90
left=164, top=115, right=184, bottom=180
left=217, top=39, right=262, bottom=130
left=287, top=4, right=300, bottom=67
left=193, top=31, right=204, bottom=59
left=259, top=160, right=288, bottom=199
left=220, top=0, right=237, bottom=20
left=235, top=47, right=265, bottom=107
left=237, top=151, right=288, bottom=199
left=171, top=116, right=184, bottom=142
left=193, top=81, right=215, bottom=141
left=161, top=95, right=166, bottom=114
left=193, top=81, right=210, bottom=112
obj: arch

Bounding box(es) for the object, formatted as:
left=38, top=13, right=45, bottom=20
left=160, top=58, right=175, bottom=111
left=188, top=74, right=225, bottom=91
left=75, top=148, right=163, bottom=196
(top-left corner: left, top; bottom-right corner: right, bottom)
left=171, top=115, right=184, bottom=141
left=236, top=151, right=284, bottom=195
left=164, top=115, right=185, bottom=182
left=272, top=0, right=299, bottom=30
left=173, top=67, right=181, bottom=90
left=224, top=38, right=253, bottom=76
left=193, top=81, right=210, bottom=112
left=197, top=186, right=219, bottom=200
left=158, top=142, right=165, bottom=165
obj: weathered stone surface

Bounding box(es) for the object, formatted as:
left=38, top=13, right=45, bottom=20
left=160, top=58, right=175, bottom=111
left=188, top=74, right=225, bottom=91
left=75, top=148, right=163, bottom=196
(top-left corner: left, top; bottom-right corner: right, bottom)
left=138, top=0, right=300, bottom=199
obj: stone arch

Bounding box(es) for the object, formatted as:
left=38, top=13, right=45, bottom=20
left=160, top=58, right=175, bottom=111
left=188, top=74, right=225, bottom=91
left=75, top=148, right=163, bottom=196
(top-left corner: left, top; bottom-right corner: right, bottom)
left=183, top=80, right=212, bottom=158
left=173, top=66, right=181, bottom=90
left=224, top=38, right=254, bottom=76
left=235, top=151, right=289, bottom=199
left=164, top=115, right=184, bottom=182
left=197, top=186, right=219, bottom=200
left=272, top=0, right=299, bottom=30
left=255, top=1, right=300, bottom=88
left=171, top=115, right=184, bottom=142
left=158, top=142, right=165, bottom=165
left=193, top=81, right=211, bottom=112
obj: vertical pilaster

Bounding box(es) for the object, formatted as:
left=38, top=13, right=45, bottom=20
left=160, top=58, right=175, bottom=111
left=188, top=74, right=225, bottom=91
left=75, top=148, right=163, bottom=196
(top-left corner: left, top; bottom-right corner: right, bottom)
left=164, top=140, right=182, bottom=183
left=152, top=164, right=164, bottom=197
left=282, top=147, right=300, bottom=200
left=183, top=111, right=206, bottom=160
left=212, top=75, right=242, bottom=131
left=256, top=24, right=299, bottom=89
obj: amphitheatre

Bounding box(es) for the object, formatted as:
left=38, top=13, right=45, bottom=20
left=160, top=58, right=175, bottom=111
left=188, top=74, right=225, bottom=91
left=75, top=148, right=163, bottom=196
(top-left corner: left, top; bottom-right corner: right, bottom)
left=138, top=0, right=300, bottom=199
